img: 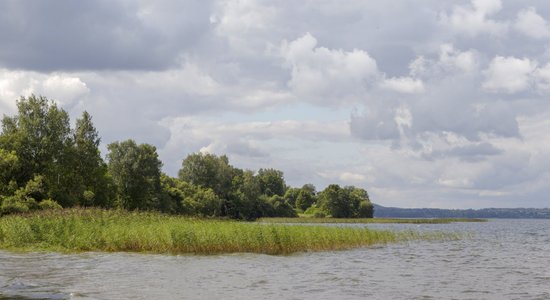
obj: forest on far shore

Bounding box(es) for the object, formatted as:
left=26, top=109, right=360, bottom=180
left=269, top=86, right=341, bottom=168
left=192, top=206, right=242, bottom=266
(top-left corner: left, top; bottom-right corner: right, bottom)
left=0, top=95, right=374, bottom=220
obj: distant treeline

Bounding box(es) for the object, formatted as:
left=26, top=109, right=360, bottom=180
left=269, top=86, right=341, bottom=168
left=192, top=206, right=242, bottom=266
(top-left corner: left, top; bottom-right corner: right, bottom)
left=0, top=95, right=373, bottom=219
left=374, top=205, right=550, bottom=219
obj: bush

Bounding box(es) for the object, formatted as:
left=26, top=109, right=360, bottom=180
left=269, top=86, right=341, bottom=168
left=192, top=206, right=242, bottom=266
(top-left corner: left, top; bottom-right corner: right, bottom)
left=38, top=199, right=62, bottom=210
left=357, top=200, right=374, bottom=218
left=313, top=211, right=326, bottom=218
left=1, top=196, right=32, bottom=215
left=303, top=205, right=324, bottom=217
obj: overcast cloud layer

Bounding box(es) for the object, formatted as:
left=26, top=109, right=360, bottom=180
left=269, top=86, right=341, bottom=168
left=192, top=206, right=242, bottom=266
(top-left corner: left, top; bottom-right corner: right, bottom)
left=1, top=0, right=549, bottom=208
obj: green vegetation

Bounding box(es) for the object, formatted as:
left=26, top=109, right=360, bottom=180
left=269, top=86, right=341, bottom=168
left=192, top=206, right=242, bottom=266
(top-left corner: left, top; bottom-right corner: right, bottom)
left=0, top=95, right=373, bottom=220
left=0, top=209, right=459, bottom=255
left=258, top=217, right=487, bottom=224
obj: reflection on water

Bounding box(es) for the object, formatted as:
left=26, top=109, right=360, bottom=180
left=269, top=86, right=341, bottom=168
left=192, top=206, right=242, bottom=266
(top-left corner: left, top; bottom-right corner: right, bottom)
left=1, top=219, right=550, bottom=299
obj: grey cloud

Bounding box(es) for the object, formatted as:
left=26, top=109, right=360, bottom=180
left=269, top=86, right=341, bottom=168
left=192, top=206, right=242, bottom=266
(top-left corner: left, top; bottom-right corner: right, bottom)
left=412, top=97, right=520, bottom=141
left=350, top=107, right=400, bottom=141
left=423, top=142, right=503, bottom=161
left=472, top=154, right=534, bottom=190
left=0, top=0, right=212, bottom=71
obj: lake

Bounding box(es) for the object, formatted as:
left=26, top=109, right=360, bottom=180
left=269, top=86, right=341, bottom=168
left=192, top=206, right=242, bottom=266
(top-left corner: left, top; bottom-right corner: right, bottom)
left=1, top=219, right=549, bottom=299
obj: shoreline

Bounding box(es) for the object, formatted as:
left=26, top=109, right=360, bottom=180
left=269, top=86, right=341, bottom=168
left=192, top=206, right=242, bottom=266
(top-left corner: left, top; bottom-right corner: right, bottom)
left=258, top=217, right=487, bottom=224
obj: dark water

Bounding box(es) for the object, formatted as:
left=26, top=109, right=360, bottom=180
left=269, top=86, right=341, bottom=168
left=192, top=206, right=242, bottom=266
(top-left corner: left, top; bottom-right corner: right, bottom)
left=1, top=219, right=549, bottom=300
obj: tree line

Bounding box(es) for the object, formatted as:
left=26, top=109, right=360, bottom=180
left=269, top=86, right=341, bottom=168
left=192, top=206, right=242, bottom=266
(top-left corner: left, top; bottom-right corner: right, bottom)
left=0, top=95, right=373, bottom=219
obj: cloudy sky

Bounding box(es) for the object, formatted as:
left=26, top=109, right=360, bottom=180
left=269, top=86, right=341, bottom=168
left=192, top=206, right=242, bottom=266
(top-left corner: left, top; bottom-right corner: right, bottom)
left=1, top=0, right=549, bottom=208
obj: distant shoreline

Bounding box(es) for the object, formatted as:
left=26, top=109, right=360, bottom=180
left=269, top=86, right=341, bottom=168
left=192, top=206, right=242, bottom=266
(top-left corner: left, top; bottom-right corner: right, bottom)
left=259, top=217, right=486, bottom=224
left=373, top=204, right=550, bottom=219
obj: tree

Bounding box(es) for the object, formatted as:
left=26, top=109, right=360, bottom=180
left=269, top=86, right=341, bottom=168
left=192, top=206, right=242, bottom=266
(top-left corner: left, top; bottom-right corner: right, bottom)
left=283, top=187, right=300, bottom=208
left=350, top=187, right=373, bottom=218
left=284, top=184, right=317, bottom=211
left=0, top=149, right=19, bottom=195
left=178, top=153, right=233, bottom=199
left=257, top=168, right=287, bottom=196
left=0, top=95, right=76, bottom=206
left=73, top=111, right=112, bottom=207
left=357, top=200, right=374, bottom=218
left=317, top=184, right=374, bottom=218
left=267, top=195, right=297, bottom=217
left=160, top=174, right=222, bottom=216
left=318, top=184, right=350, bottom=218
left=107, top=140, right=162, bottom=210
left=296, top=188, right=316, bottom=211
left=225, top=170, right=263, bottom=220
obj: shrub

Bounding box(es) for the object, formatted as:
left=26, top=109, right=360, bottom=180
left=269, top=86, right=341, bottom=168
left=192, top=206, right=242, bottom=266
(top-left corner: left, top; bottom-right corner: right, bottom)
left=38, top=199, right=62, bottom=210
left=1, top=196, right=32, bottom=215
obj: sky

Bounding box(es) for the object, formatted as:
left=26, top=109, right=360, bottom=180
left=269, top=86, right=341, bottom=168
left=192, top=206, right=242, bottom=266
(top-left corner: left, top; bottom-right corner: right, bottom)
left=1, top=0, right=549, bottom=209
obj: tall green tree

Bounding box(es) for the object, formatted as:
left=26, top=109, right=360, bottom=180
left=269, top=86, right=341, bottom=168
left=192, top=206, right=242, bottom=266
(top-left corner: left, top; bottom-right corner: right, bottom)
left=317, top=184, right=373, bottom=218
left=178, top=153, right=234, bottom=199
left=225, top=169, right=263, bottom=220
left=257, top=168, right=287, bottom=196
left=73, top=111, right=112, bottom=207
left=107, top=140, right=162, bottom=210
left=296, top=187, right=316, bottom=211
left=318, top=184, right=349, bottom=218
left=0, top=95, right=76, bottom=205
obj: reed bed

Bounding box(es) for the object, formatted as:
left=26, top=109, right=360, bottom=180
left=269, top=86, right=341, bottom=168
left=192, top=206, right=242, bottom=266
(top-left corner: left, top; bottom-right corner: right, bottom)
left=259, top=217, right=487, bottom=224
left=0, top=208, right=461, bottom=255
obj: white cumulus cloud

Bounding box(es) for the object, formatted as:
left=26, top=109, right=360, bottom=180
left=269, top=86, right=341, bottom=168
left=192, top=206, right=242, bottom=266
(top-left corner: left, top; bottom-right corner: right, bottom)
left=441, top=0, right=508, bottom=37
left=514, top=7, right=550, bottom=39
left=280, top=32, right=379, bottom=104
left=380, top=76, right=424, bottom=94
left=483, top=56, right=537, bottom=93
left=0, top=69, right=89, bottom=111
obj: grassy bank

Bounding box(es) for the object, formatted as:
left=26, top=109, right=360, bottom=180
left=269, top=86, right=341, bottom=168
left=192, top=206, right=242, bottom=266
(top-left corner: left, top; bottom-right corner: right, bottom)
left=0, top=209, right=459, bottom=255
left=258, top=217, right=487, bottom=224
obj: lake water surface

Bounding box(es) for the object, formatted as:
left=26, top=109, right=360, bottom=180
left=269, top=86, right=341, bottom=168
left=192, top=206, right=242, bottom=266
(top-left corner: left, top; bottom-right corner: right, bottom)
left=1, top=219, right=549, bottom=299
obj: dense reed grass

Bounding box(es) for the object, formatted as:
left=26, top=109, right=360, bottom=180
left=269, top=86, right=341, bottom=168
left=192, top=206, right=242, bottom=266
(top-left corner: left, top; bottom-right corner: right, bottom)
left=0, top=209, right=460, bottom=255
left=259, top=217, right=487, bottom=224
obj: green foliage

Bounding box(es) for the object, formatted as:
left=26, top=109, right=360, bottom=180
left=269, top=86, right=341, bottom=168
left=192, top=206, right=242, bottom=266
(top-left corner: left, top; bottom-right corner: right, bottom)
left=178, top=153, right=234, bottom=199
left=0, top=95, right=76, bottom=205
left=107, top=140, right=163, bottom=211
left=257, top=168, right=287, bottom=196
left=182, top=187, right=221, bottom=217
left=160, top=174, right=222, bottom=217
left=73, top=111, right=112, bottom=207
left=283, top=187, right=300, bottom=207
left=296, top=185, right=316, bottom=211
left=303, top=204, right=325, bottom=218
left=0, top=96, right=113, bottom=208
left=38, top=199, right=62, bottom=210
left=0, top=175, right=47, bottom=215
left=225, top=170, right=263, bottom=220
left=317, top=184, right=373, bottom=218
left=0, top=149, right=19, bottom=195
left=358, top=201, right=374, bottom=218
left=267, top=195, right=297, bottom=218
left=1, top=197, right=32, bottom=215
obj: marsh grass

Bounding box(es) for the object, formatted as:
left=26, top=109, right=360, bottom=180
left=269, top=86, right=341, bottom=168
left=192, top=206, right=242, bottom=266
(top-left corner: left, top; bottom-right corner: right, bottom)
left=259, top=217, right=487, bottom=224
left=0, top=209, right=461, bottom=255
